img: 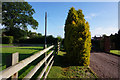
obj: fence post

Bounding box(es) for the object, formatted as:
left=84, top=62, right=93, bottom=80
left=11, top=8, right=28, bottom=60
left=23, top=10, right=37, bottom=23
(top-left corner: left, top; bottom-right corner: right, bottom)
left=57, top=42, right=59, bottom=53
left=12, top=52, right=19, bottom=80
left=57, top=42, right=60, bottom=53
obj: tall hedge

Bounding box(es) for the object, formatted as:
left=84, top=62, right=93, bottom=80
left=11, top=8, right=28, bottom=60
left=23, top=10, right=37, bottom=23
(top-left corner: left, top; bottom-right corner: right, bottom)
left=19, top=36, right=57, bottom=44
left=64, top=7, right=91, bottom=66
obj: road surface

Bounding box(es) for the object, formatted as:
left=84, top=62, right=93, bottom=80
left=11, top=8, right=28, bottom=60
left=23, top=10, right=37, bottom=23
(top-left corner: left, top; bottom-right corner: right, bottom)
left=90, top=52, right=120, bottom=78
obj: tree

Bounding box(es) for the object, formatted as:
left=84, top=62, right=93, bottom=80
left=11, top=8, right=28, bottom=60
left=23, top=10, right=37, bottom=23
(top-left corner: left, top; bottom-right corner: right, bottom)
left=2, top=2, right=38, bottom=42
left=26, top=30, right=32, bottom=37
left=102, top=34, right=107, bottom=38
left=110, top=29, right=120, bottom=50
left=38, top=33, right=42, bottom=36
left=57, top=35, right=62, bottom=42
left=46, top=35, right=56, bottom=44
left=2, top=2, right=38, bottom=30
left=4, top=27, right=27, bottom=42
left=64, top=7, right=91, bottom=66
left=118, top=29, right=120, bottom=35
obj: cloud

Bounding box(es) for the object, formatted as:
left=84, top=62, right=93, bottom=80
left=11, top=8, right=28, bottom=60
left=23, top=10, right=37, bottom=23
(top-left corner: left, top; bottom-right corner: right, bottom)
left=90, top=26, right=118, bottom=37
left=85, top=13, right=97, bottom=20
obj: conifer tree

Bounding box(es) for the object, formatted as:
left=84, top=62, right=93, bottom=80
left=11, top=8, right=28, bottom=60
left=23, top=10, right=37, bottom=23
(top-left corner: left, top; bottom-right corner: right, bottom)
left=64, top=7, right=91, bottom=66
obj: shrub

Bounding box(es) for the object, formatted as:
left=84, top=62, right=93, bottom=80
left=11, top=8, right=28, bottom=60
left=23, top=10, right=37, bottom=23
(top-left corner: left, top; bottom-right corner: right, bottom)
left=64, top=7, right=91, bottom=66
left=2, top=36, right=14, bottom=44
left=19, top=36, right=57, bottom=44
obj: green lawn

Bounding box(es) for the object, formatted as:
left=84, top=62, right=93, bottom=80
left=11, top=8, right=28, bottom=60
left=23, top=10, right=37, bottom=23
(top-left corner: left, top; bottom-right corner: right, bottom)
left=0, top=44, right=45, bottom=46
left=1, top=44, right=97, bottom=79
left=0, top=44, right=45, bottom=78
left=110, top=50, right=120, bottom=55
left=0, top=44, right=14, bottom=46
left=47, top=50, right=97, bottom=78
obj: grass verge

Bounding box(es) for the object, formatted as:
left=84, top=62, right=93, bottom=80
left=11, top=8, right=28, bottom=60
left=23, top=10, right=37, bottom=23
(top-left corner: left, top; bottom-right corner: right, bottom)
left=0, top=45, right=45, bottom=78
left=110, top=50, right=120, bottom=55
left=47, top=50, right=97, bottom=78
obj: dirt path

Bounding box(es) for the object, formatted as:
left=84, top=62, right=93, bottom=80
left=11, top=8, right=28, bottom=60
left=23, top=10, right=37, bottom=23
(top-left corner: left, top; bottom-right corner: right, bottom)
left=90, top=52, right=120, bottom=78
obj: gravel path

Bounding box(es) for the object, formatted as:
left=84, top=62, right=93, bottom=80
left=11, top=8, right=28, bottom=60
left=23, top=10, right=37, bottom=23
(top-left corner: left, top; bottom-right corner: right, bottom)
left=90, top=52, right=120, bottom=78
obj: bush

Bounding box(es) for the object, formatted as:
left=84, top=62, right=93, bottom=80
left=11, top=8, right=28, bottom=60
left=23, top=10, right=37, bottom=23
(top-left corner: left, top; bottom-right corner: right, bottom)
left=64, top=7, right=91, bottom=66
left=2, top=36, right=14, bottom=44
left=19, top=36, right=57, bottom=44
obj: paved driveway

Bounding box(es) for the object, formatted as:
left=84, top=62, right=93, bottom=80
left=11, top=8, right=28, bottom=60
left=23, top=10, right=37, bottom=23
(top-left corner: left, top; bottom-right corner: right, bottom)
left=90, top=52, right=120, bottom=78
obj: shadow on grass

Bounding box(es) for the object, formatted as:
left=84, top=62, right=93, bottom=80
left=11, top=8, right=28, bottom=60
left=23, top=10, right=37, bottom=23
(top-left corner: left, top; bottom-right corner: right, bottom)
left=1, top=50, right=45, bottom=78
left=1, top=50, right=40, bottom=67
left=13, top=44, right=44, bottom=47
left=49, top=49, right=97, bottom=78
left=53, top=51, right=74, bottom=68
left=53, top=47, right=86, bottom=68
left=1, top=45, right=56, bottom=78
left=18, top=54, right=45, bottom=78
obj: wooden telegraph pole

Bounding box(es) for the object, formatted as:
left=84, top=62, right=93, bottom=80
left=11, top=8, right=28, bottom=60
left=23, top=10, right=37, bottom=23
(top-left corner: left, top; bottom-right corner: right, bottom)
left=45, top=12, right=47, bottom=49
left=44, top=12, right=47, bottom=70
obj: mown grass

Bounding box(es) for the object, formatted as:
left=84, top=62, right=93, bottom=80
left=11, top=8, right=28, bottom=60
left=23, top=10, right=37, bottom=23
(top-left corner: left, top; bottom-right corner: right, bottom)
left=0, top=44, right=45, bottom=46
left=0, top=44, right=45, bottom=78
left=47, top=50, right=97, bottom=78
left=0, top=44, right=14, bottom=46
left=1, top=44, right=97, bottom=79
left=110, top=50, right=120, bottom=55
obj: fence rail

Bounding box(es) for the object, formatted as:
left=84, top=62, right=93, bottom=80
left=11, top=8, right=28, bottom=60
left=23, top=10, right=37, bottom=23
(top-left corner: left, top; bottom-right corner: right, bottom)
left=23, top=50, right=54, bottom=79
left=0, top=44, right=57, bottom=80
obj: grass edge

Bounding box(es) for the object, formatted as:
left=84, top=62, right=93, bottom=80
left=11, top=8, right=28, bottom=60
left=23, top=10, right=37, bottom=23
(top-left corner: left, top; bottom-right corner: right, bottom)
left=88, top=66, right=98, bottom=78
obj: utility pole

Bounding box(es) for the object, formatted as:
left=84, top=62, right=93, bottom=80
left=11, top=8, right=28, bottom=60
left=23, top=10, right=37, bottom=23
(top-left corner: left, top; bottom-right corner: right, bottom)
left=45, top=12, right=47, bottom=49
left=44, top=12, right=47, bottom=71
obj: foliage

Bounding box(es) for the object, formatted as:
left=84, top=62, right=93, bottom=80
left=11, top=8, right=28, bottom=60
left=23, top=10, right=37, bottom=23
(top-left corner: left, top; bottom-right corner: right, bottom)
left=110, top=29, right=120, bottom=50
left=2, top=2, right=38, bottom=42
left=2, top=2, right=38, bottom=30
left=91, top=39, right=104, bottom=52
left=38, top=33, right=42, bottom=36
left=102, top=34, right=107, bottom=37
left=25, top=30, right=42, bottom=38
left=3, top=27, right=27, bottom=43
left=2, top=36, right=13, bottom=44
left=57, top=35, right=63, bottom=42
left=64, top=7, right=91, bottom=66
left=47, top=35, right=57, bottom=44
left=19, top=35, right=57, bottom=44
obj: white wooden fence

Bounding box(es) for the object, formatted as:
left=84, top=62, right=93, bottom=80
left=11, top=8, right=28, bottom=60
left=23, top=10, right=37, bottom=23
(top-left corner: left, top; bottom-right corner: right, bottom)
left=0, top=44, right=60, bottom=80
